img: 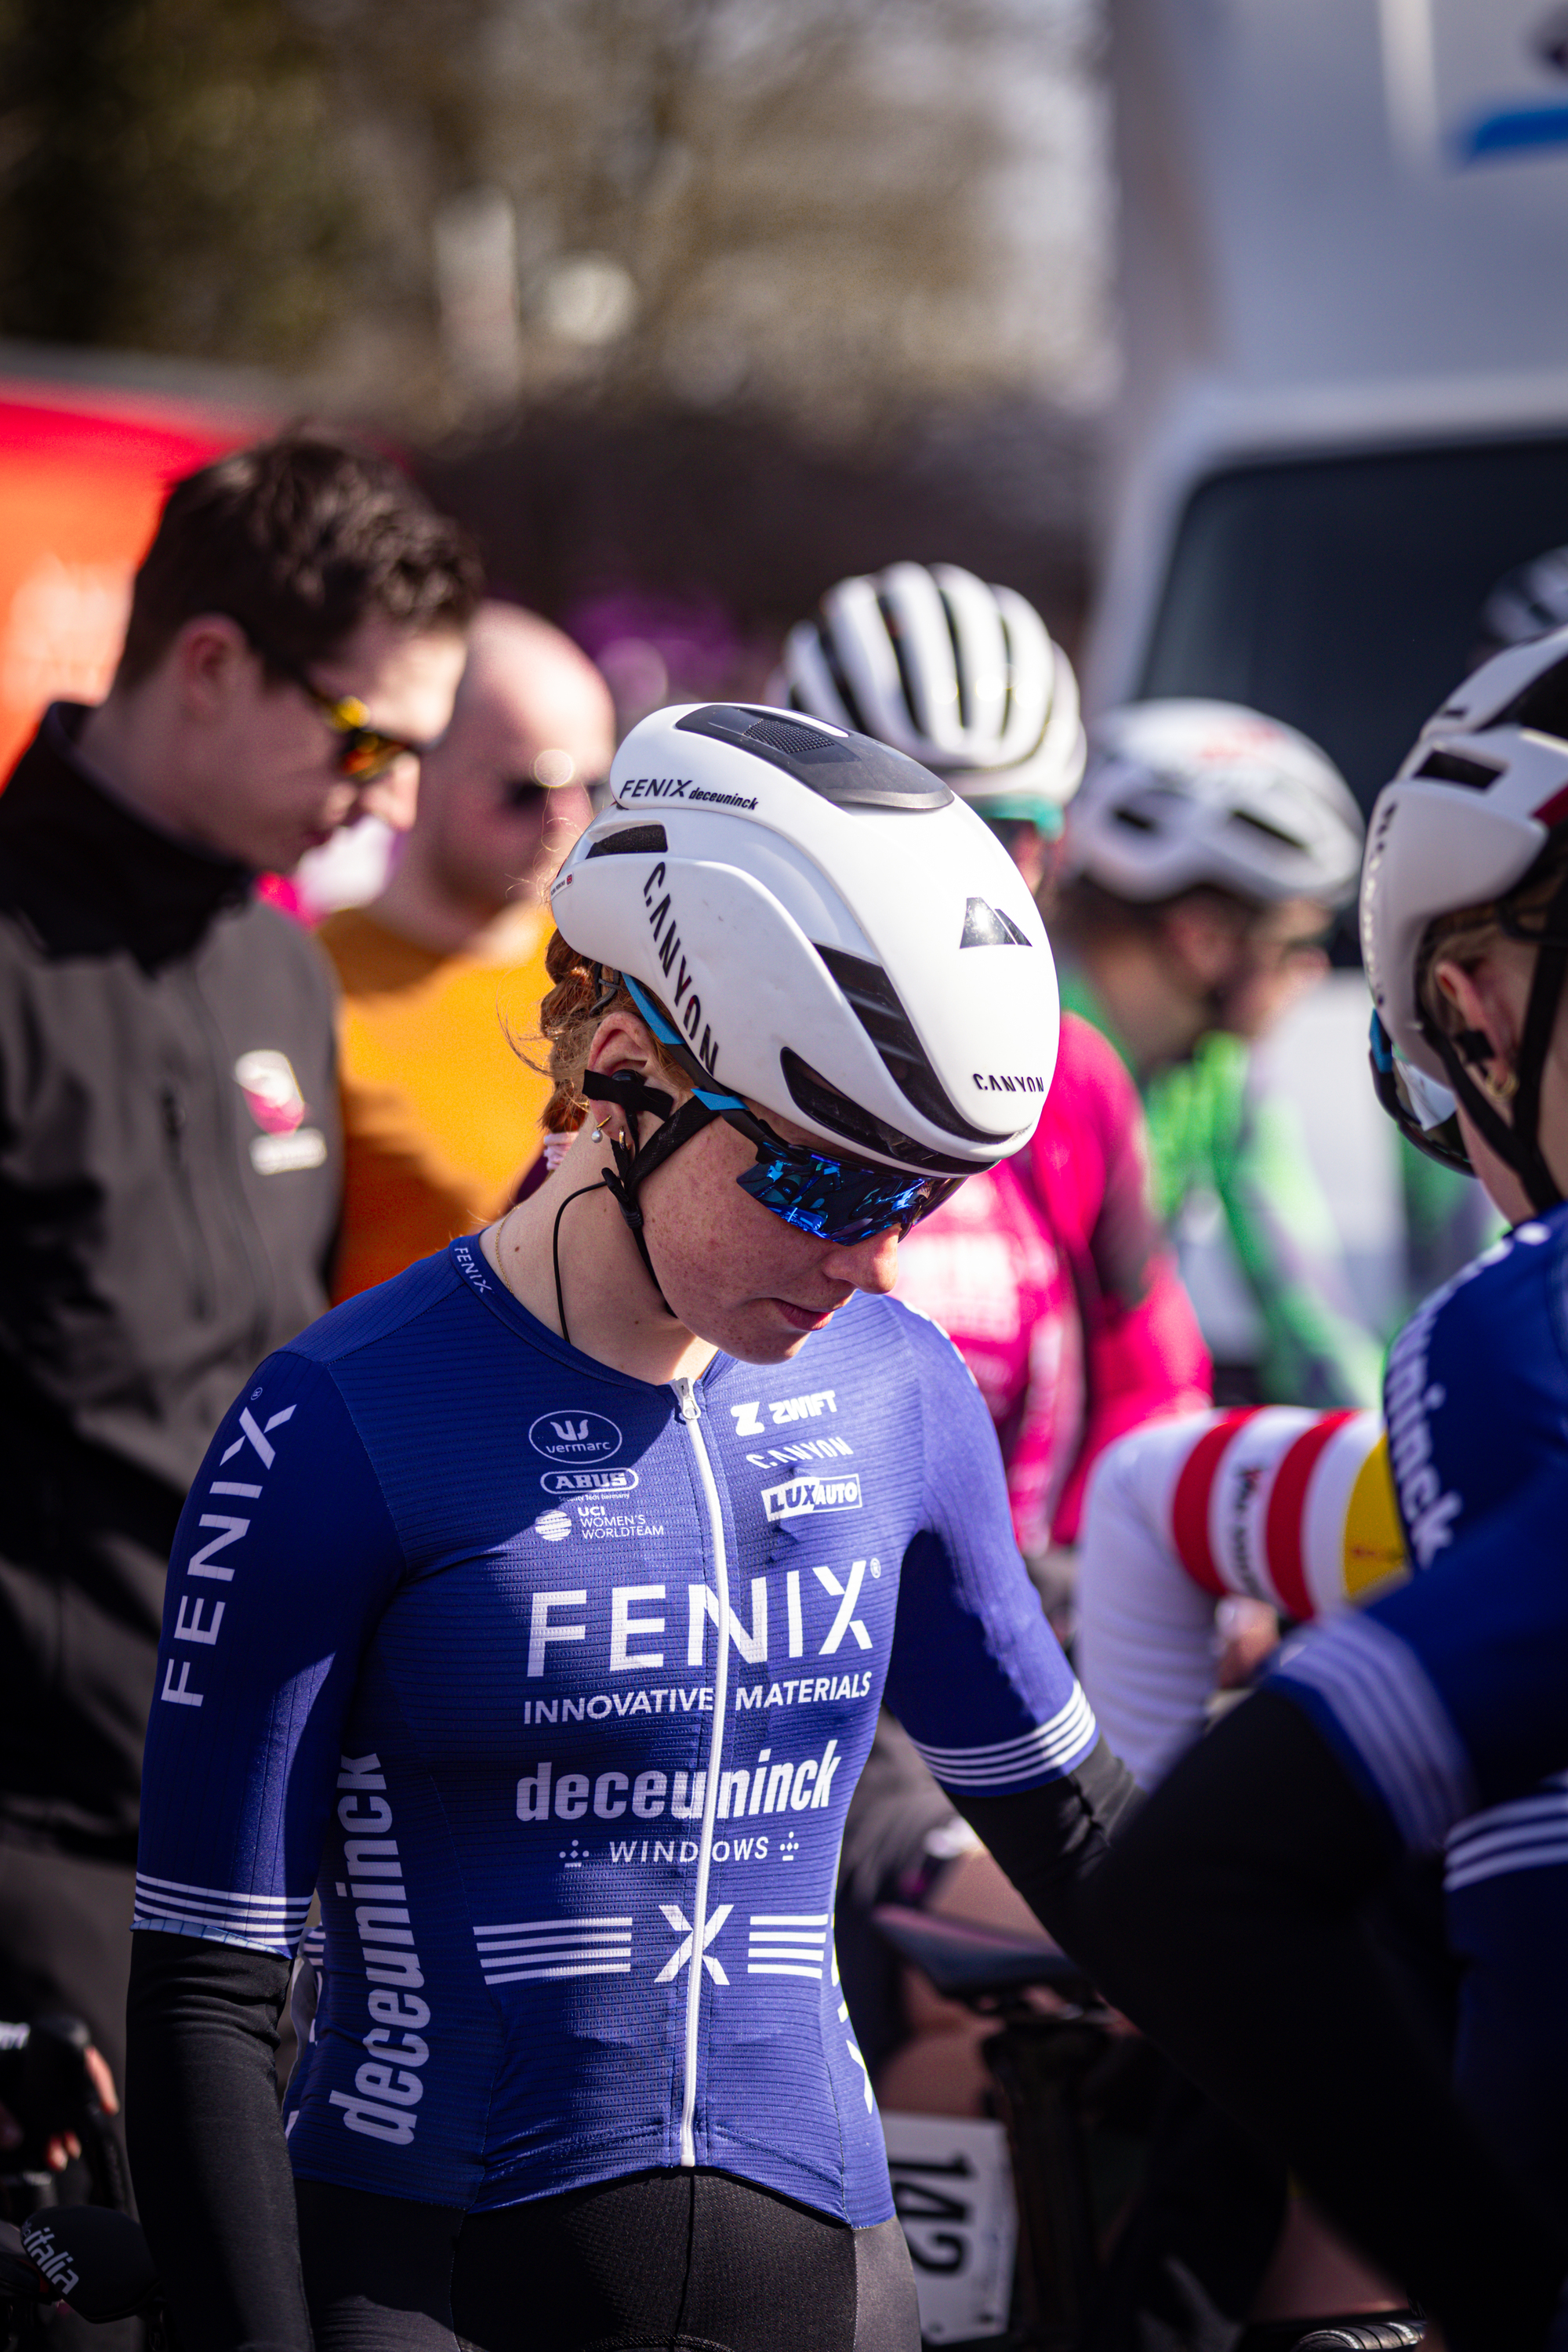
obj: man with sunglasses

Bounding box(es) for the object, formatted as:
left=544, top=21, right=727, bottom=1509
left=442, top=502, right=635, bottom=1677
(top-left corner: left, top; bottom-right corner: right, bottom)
left=128, top=700, right=1140, bottom=2352
left=318, top=601, right=610, bottom=1299
left=0, top=428, right=479, bottom=2169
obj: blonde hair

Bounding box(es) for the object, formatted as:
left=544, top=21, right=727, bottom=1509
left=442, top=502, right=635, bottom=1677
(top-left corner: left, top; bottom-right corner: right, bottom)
left=1416, top=834, right=1568, bottom=1047
left=529, top=930, right=688, bottom=1132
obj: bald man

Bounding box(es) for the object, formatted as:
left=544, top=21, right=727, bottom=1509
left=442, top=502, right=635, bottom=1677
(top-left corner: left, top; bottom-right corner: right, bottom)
left=318, top=603, right=611, bottom=1298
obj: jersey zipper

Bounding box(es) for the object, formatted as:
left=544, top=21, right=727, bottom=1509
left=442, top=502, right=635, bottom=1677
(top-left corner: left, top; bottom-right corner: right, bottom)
left=671, top=1372, right=730, bottom=2169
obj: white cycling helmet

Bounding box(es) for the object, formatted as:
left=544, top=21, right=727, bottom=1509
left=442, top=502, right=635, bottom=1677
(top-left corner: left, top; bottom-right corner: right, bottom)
left=1066, top=700, right=1364, bottom=908
left=550, top=702, right=1059, bottom=1210
left=1475, top=546, right=1568, bottom=662
left=1362, top=625, right=1568, bottom=1212
left=775, top=563, right=1085, bottom=829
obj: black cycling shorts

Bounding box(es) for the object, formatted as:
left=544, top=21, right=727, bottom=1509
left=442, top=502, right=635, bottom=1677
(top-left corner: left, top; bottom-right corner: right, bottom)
left=295, top=2168, right=919, bottom=2352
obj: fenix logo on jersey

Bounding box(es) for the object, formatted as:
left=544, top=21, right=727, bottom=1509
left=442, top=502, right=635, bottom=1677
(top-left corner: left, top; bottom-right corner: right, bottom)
left=528, top=1412, right=622, bottom=1464
left=762, top=1474, right=862, bottom=1522
left=541, top=1468, right=640, bottom=1496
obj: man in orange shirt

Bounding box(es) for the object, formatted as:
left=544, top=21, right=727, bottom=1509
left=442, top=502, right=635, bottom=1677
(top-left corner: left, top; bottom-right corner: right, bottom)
left=318, top=602, right=611, bottom=1298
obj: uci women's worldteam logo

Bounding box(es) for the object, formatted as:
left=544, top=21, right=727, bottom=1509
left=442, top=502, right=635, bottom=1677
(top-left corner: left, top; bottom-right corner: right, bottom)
left=528, top=1411, right=623, bottom=1465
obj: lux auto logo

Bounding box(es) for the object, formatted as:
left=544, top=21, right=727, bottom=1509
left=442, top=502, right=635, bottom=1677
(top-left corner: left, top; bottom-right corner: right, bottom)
left=761, top=1473, right=862, bottom=1522
left=528, top=1411, right=623, bottom=1464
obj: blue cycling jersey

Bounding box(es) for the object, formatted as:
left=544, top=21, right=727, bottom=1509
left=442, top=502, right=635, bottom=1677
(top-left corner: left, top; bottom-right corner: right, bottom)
left=134, top=1238, right=1097, bottom=2223
left=1269, top=1209, right=1568, bottom=1853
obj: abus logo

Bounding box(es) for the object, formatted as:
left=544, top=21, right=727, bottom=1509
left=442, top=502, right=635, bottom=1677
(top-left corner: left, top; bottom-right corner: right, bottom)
left=761, top=1474, right=862, bottom=1522
left=529, top=1412, right=622, bottom=1464
left=541, top=1468, right=639, bottom=1495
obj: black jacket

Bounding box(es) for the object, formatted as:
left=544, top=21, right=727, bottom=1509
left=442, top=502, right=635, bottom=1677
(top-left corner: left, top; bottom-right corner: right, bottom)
left=0, top=707, right=341, bottom=1856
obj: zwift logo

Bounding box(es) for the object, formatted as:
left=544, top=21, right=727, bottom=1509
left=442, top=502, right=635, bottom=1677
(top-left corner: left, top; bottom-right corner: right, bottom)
left=730, top=1390, right=837, bottom=1438
left=528, top=1412, right=623, bottom=1464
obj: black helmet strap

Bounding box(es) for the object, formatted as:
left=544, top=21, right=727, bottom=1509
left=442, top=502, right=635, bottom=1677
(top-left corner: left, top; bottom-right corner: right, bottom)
left=1425, top=867, right=1568, bottom=1218
left=581, top=1066, right=721, bottom=1294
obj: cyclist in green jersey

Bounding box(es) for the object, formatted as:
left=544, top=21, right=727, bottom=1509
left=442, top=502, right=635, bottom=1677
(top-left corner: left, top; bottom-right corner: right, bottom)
left=1055, top=699, right=1380, bottom=1409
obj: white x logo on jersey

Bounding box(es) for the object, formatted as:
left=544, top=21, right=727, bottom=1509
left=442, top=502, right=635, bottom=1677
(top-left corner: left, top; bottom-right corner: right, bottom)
left=656, top=1903, right=732, bottom=1984
left=812, top=1560, right=872, bottom=1653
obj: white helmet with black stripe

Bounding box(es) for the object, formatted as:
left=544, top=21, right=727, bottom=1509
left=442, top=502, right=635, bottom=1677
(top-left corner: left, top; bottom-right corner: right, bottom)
left=550, top=701, right=1060, bottom=1178
left=775, top=563, right=1085, bottom=829
left=1363, top=625, right=1568, bottom=1212
left=1066, top=700, right=1364, bottom=908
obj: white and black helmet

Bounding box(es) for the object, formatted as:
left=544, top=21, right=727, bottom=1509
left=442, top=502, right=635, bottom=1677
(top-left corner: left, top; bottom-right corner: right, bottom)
left=1362, top=626, right=1568, bottom=1211
left=1475, top=546, right=1568, bottom=662
left=776, top=564, right=1085, bottom=828
left=1066, top=700, right=1364, bottom=908
left=551, top=702, right=1060, bottom=1181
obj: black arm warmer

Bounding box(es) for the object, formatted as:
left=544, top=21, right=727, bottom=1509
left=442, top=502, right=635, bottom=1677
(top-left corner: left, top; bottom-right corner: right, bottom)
left=125, top=1933, right=311, bottom=2352
left=947, top=1733, right=1142, bottom=1955
left=1068, top=1691, right=1568, bottom=2352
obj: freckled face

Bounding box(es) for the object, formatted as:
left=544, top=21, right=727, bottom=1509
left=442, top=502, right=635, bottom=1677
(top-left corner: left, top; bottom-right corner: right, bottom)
left=637, top=1110, right=904, bottom=1365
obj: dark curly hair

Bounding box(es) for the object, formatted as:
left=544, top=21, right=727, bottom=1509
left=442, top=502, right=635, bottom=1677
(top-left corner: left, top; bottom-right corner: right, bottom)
left=116, top=425, right=483, bottom=688
left=531, top=930, right=688, bottom=1133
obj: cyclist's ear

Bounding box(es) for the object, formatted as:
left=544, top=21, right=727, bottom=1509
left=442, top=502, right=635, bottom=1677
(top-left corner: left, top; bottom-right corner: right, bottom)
left=1429, top=951, right=1523, bottom=1095
left=168, top=612, right=252, bottom=720
left=585, top=1007, right=691, bottom=1131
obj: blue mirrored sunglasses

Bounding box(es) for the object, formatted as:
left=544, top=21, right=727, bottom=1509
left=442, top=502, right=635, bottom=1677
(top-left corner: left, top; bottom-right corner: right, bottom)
left=720, top=1102, right=961, bottom=1244
left=621, top=975, right=964, bottom=1242
left=1368, top=1012, right=1472, bottom=1176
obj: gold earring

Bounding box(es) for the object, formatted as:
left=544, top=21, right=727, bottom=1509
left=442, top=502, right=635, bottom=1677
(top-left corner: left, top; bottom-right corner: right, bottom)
left=1487, top=1065, right=1519, bottom=1103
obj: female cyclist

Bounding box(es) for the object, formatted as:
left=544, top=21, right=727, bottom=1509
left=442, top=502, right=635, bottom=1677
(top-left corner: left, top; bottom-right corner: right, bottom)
left=125, top=699, right=1137, bottom=2352
left=1074, top=628, right=1568, bottom=2349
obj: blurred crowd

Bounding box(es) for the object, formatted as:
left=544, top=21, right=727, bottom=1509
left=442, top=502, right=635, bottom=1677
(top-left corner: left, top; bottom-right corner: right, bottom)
left=0, top=421, right=1536, bottom=2343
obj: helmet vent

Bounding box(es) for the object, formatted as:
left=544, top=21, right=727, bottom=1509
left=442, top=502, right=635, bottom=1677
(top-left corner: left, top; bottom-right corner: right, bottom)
left=960, top=897, right=1029, bottom=947
left=780, top=1049, right=976, bottom=1177
left=1414, top=750, right=1501, bottom=791
left=742, top=714, right=849, bottom=760
left=676, top=704, right=951, bottom=810
left=814, top=942, right=998, bottom=1145
left=1502, top=648, right=1568, bottom=742
left=586, top=823, right=668, bottom=856
left=1226, top=808, right=1311, bottom=852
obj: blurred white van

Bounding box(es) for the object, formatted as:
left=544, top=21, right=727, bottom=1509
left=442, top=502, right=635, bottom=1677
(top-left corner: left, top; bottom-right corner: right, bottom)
left=1082, top=0, right=1563, bottom=1344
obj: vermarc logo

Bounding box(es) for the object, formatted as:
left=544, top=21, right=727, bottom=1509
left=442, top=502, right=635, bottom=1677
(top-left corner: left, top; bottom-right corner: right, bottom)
left=528, top=1412, right=623, bottom=1464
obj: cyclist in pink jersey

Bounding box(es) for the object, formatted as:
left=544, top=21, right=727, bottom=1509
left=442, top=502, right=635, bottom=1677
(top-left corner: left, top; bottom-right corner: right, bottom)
left=781, top=564, right=1210, bottom=1595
